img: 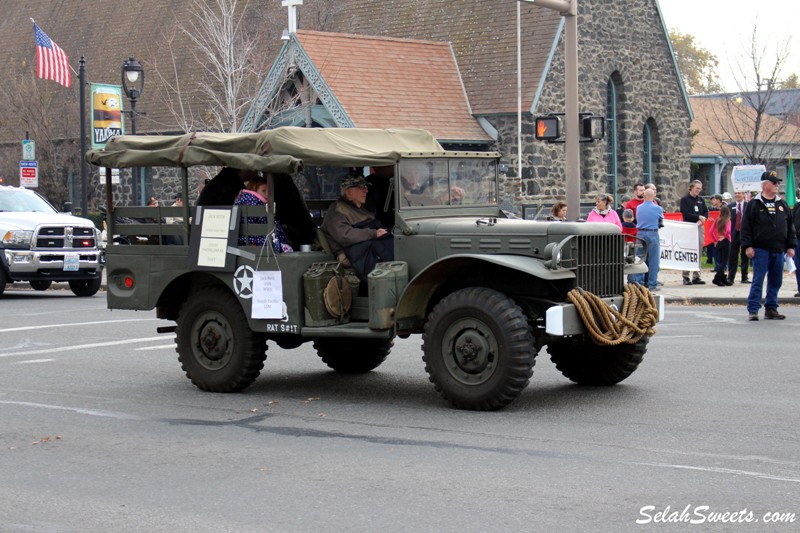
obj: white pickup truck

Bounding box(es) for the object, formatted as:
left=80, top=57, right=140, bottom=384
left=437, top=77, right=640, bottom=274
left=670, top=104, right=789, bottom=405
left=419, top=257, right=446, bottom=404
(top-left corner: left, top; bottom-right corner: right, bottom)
left=0, top=185, right=104, bottom=297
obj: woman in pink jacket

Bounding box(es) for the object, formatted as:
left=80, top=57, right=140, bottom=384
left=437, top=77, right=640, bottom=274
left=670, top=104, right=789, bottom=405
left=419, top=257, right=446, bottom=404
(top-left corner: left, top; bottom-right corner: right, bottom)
left=586, top=193, right=622, bottom=228
left=710, top=204, right=732, bottom=286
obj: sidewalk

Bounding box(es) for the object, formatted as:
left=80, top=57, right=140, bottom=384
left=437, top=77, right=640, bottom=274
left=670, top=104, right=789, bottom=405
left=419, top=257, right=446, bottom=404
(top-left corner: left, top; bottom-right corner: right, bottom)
left=656, top=266, right=800, bottom=306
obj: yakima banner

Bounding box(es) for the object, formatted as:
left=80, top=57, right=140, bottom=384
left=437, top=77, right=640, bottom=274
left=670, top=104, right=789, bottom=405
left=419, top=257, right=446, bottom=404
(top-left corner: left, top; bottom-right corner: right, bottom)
left=91, top=84, right=124, bottom=149
left=659, top=220, right=702, bottom=271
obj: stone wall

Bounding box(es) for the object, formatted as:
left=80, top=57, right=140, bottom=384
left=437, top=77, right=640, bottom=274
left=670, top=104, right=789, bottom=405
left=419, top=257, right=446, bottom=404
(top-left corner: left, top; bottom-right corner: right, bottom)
left=486, top=0, right=692, bottom=214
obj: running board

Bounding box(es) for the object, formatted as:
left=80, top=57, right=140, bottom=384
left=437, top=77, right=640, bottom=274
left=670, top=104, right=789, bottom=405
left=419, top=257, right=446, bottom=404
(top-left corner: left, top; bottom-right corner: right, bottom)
left=301, top=321, right=392, bottom=338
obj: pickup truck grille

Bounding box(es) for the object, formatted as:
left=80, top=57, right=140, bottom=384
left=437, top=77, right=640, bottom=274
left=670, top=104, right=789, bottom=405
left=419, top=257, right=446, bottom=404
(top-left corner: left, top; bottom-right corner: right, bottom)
left=35, top=226, right=97, bottom=249
left=574, top=234, right=625, bottom=297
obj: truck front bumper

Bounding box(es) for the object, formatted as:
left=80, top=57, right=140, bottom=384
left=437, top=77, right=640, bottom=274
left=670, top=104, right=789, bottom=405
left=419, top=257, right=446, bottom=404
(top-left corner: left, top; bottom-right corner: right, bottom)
left=3, top=249, right=104, bottom=281
left=545, top=294, right=664, bottom=337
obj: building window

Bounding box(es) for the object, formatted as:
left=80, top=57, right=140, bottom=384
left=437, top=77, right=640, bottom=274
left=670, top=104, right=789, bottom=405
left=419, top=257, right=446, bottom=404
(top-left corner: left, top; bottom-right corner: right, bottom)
left=606, top=79, right=618, bottom=201
left=643, top=121, right=652, bottom=183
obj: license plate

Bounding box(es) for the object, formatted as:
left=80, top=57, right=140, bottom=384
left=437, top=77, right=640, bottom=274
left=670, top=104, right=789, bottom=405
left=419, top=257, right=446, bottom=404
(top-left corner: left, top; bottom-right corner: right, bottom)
left=64, top=253, right=80, bottom=271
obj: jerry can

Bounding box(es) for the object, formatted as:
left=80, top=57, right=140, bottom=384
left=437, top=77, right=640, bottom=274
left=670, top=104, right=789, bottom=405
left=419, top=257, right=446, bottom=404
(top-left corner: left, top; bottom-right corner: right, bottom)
left=367, top=261, right=408, bottom=330
left=303, top=262, right=351, bottom=327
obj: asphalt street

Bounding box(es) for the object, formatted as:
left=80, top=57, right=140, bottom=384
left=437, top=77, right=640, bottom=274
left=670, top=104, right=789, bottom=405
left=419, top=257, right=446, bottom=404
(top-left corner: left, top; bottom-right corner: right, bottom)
left=0, top=288, right=798, bottom=532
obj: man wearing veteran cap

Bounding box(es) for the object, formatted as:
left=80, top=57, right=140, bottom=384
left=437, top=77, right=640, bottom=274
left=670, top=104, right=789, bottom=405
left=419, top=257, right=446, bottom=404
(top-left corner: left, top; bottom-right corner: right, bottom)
left=321, top=172, right=394, bottom=280
left=740, top=170, right=796, bottom=320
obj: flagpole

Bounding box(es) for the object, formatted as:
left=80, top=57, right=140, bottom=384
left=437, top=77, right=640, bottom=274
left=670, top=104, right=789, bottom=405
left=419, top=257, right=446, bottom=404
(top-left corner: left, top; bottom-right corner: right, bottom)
left=79, top=56, right=88, bottom=217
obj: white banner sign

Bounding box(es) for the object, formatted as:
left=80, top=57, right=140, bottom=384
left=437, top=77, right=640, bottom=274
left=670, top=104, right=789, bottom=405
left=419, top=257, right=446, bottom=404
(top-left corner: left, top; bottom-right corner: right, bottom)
left=730, top=164, right=766, bottom=192
left=252, top=270, right=284, bottom=319
left=659, top=220, right=701, bottom=271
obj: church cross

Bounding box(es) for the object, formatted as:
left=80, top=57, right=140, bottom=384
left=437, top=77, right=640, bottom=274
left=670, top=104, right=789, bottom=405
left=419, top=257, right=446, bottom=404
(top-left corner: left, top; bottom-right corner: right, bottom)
left=282, top=0, right=303, bottom=34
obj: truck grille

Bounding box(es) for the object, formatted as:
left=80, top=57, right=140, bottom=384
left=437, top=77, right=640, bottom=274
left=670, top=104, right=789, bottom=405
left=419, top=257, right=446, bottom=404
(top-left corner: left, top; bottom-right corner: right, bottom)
left=35, top=226, right=96, bottom=249
left=573, top=234, right=625, bottom=297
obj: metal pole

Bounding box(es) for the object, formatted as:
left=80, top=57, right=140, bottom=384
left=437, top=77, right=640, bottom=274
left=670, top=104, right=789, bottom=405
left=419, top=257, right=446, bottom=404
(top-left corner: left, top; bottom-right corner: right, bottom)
left=130, top=96, right=138, bottom=204
left=79, top=56, right=88, bottom=217
left=517, top=2, right=523, bottom=196
left=563, top=0, right=580, bottom=221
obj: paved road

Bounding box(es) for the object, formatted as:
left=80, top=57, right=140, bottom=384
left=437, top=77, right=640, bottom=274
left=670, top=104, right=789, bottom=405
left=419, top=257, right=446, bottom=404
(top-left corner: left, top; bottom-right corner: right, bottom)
left=1, top=290, right=798, bottom=532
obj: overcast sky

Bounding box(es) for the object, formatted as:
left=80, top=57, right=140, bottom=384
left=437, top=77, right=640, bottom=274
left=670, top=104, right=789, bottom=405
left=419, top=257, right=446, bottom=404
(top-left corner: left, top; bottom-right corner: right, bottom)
left=657, top=0, right=799, bottom=90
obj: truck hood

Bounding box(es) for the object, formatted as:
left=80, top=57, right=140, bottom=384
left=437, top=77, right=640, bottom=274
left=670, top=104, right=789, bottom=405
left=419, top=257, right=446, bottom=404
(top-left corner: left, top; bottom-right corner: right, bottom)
left=413, top=217, right=621, bottom=237
left=0, top=212, right=96, bottom=231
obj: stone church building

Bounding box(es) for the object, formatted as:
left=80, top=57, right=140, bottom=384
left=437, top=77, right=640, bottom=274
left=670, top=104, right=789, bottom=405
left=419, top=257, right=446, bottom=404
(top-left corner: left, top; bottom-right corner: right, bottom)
left=0, top=0, right=691, bottom=212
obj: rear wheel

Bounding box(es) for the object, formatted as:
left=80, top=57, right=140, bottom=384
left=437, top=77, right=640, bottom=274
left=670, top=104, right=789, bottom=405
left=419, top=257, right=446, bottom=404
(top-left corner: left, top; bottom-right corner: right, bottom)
left=30, top=280, right=52, bottom=291
left=422, top=287, right=536, bottom=411
left=547, top=337, right=648, bottom=385
left=313, top=338, right=393, bottom=373
left=69, top=277, right=102, bottom=297
left=176, top=286, right=267, bottom=392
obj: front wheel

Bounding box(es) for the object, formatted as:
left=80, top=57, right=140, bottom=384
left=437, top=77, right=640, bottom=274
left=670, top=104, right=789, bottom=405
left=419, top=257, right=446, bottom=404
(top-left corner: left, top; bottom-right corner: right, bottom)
left=69, top=277, right=102, bottom=297
left=422, top=287, right=536, bottom=411
left=313, top=338, right=393, bottom=373
left=176, top=286, right=267, bottom=392
left=547, top=337, right=648, bottom=386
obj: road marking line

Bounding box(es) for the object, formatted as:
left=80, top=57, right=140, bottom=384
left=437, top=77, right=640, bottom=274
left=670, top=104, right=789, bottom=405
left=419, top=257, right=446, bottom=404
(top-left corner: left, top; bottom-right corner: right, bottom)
left=135, top=344, right=176, bottom=351
left=17, top=359, right=56, bottom=364
left=0, top=400, right=142, bottom=420
left=0, top=318, right=158, bottom=334
left=636, top=462, right=800, bottom=484
left=0, top=336, right=164, bottom=358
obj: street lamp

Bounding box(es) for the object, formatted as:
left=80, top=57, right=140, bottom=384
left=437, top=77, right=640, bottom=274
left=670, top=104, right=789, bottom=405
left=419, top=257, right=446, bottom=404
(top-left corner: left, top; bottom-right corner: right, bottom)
left=122, top=56, right=145, bottom=204
left=121, top=56, right=145, bottom=134
left=518, top=0, right=580, bottom=220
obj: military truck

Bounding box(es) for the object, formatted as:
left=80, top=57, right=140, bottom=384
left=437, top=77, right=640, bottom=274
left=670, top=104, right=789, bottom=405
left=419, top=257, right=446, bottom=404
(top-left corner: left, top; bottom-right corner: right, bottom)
left=86, top=127, right=661, bottom=411
left=0, top=185, right=104, bottom=297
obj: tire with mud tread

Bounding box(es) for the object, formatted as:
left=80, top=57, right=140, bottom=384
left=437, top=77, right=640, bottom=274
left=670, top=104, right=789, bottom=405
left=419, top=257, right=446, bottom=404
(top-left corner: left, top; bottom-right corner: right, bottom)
left=30, top=280, right=52, bottom=291
left=422, top=287, right=536, bottom=411
left=0, top=267, right=6, bottom=296
left=69, top=277, right=102, bottom=297
left=176, top=286, right=267, bottom=392
left=547, top=336, right=648, bottom=385
left=313, top=338, right=393, bottom=373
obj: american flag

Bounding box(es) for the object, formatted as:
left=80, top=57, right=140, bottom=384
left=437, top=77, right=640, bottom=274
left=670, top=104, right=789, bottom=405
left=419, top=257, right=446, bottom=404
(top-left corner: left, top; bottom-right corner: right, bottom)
left=34, top=23, right=71, bottom=88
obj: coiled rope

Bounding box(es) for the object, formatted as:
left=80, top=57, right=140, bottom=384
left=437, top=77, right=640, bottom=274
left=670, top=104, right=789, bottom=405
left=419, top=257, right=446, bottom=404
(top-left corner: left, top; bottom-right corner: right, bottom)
left=567, top=284, right=659, bottom=346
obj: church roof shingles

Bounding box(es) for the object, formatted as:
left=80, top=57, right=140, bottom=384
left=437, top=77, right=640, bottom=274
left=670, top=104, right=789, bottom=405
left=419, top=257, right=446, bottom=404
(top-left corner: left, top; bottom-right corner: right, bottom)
left=296, top=30, right=489, bottom=141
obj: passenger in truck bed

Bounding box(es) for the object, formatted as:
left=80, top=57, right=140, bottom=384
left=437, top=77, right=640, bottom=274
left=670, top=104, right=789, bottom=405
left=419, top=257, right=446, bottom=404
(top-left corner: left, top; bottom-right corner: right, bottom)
left=234, top=174, right=293, bottom=253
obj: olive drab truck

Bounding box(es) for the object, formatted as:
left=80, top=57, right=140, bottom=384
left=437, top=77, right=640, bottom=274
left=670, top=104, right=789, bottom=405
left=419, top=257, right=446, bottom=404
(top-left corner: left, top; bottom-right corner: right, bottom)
left=86, top=127, right=662, bottom=411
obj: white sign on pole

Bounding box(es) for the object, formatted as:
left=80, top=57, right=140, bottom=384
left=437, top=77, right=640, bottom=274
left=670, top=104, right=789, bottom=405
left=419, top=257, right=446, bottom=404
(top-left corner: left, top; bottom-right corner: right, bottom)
left=22, top=140, right=35, bottom=161
left=658, top=220, right=701, bottom=271
left=730, top=164, right=766, bottom=192
left=19, top=160, right=38, bottom=188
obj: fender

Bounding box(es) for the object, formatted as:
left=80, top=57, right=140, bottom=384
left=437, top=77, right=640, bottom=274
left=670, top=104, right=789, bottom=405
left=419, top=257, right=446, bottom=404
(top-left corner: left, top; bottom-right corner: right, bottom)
left=395, top=254, right=575, bottom=333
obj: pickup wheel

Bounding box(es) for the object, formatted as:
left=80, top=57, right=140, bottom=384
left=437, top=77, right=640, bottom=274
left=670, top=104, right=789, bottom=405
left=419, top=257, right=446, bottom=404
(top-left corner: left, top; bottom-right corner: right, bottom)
left=30, top=280, right=52, bottom=291
left=313, top=338, right=392, bottom=373
left=422, top=288, right=536, bottom=411
left=176, top=287, right=267, bottom=392
left=0, top=267, right=6, bottom=296
left=547, top=337, right=648, bottom=386
left=69, top=277, right=102, bottom=297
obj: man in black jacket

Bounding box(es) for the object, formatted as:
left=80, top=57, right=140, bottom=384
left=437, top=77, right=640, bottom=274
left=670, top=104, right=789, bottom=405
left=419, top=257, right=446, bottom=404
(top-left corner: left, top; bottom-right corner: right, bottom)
left=679, top=179, right=708, bottom=285
left=741, top=171, right=797, bottom=320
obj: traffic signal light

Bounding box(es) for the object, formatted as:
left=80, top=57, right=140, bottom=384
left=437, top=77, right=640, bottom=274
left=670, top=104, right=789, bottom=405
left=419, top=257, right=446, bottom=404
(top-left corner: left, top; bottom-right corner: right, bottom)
left=534, top=116, right=561, bottom=141
left=581, top=115, right=605, bottom=140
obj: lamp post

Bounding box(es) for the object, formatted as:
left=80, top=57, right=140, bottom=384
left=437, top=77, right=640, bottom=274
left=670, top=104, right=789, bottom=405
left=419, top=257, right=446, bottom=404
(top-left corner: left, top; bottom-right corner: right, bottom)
left=121, top=56, right=144, bottom=135
left=518, top=0, right=580, bottom=220
left=121, top=57, right=145, bottom=203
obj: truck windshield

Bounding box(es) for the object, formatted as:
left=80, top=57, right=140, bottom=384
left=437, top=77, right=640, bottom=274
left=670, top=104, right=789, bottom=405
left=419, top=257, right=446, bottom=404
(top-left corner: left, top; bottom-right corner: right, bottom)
left=399, top=158, right=498, bottom=207
left=0, top=188, right=57, bottom=213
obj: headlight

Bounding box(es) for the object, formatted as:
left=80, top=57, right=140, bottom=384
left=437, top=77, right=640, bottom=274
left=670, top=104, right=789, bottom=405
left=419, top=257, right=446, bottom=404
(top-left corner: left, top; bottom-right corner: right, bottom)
left=2, top=230, right=34, bottom=247
left=543, top=242, right=562, bottom=269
